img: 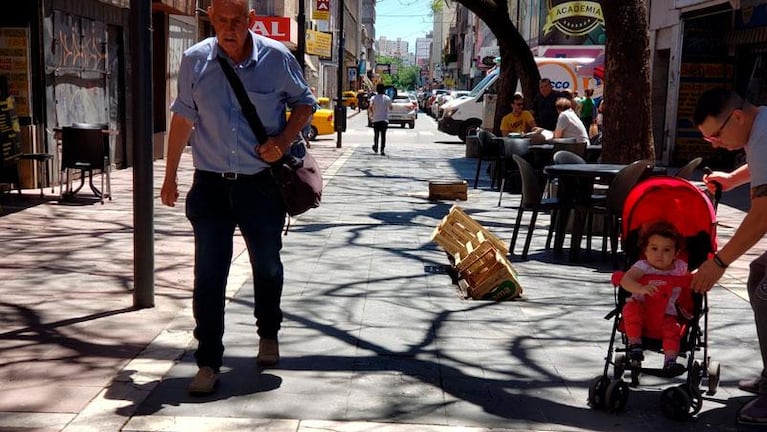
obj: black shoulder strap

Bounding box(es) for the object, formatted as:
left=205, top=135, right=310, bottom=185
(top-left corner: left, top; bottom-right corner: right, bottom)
left=217, top=56, right=269, bottom=144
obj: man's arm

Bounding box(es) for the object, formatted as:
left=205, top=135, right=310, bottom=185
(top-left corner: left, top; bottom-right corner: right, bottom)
left=716, top=191, right=767, bottom=265
left=161, top=113, right=194, bottom=207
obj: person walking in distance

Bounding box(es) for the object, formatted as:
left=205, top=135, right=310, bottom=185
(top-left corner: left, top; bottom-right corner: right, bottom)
left=369, top=83, right=392, bottom=156
left=691, top=87, right=767, bottom=424
left=160, top=0, right=315, bottom=396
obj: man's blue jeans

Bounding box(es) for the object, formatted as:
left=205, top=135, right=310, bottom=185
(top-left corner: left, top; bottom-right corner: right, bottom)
left=186, top=170, right=286, bottom=372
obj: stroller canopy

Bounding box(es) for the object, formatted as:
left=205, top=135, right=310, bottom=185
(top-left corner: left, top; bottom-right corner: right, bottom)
left=622, top=176, right=717, bottom=261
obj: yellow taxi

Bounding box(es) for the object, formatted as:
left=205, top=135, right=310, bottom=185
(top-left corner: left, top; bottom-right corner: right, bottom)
left=342, top=91, right=358, bottom=109
left=287, top=107, right=335, bottom=140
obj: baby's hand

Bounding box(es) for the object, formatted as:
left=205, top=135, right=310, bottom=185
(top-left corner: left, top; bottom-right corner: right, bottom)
left=639, top=284, right=659, bottom=296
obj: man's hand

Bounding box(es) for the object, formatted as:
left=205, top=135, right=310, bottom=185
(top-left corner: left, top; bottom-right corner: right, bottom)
left=703, top=170, right=734, bottom=193
left=691, top=259, right=726, bottom=293
left=258, top=136, right=290, bottom=163
left=160, top=178, right=179, bottom=207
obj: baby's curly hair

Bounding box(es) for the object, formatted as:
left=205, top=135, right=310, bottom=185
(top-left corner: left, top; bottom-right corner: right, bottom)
left=639, top=220, right=684, bottom=252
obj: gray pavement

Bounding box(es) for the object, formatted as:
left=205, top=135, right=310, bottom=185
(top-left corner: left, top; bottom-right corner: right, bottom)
left=1, top=112, right=766, bottom=431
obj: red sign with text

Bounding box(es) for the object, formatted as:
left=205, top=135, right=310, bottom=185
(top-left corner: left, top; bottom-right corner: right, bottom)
left=251, top=16, right=294, bottom=42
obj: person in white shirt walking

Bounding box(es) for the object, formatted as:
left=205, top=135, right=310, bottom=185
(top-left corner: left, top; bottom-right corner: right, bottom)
left=368, top=83, right=392, bottom=156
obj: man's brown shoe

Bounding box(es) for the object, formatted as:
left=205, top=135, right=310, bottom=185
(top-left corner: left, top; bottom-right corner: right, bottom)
left=740, top=378, right=762, bottom=395
left=257, top=339, right=280, bottom=366
left=188, top=366, right=218, bottom=396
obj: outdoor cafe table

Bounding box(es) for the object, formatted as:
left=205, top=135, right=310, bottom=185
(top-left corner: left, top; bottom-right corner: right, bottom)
left=543, top=163, right=627, bottom=262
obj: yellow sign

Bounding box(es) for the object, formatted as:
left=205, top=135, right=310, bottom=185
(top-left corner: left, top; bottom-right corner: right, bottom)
left=313, top=0, right=330, bottom=21
left=306, top=29, right=332, bottom=58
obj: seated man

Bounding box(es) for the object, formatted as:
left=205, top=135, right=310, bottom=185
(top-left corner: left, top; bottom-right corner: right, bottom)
left=500, top=93, right=536, bottom=136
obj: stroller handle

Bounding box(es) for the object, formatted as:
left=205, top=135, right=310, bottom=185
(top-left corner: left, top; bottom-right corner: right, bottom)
left=703, top=167, right=723, bottom=207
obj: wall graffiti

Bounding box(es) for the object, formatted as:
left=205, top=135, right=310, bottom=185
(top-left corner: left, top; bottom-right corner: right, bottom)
left=53, top=10, right=107, bottom=73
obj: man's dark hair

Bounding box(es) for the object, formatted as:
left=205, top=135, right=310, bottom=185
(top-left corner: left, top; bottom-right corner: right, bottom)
left=376, top=83, right=385, bottom=94
left=693, top=87, right=741, bottom=126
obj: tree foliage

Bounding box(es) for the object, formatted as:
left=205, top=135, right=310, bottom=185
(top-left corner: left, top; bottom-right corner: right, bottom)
left=376, top=55, right=421, bottom=90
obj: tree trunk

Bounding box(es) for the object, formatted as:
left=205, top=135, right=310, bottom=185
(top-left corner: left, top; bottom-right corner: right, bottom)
left=455, top=0, right=539, bottom=134
left=494, top=32, right=540, bottom=133
left=601, top=0, right=654, bottom=163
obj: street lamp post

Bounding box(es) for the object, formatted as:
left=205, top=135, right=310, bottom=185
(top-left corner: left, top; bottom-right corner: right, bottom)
left=297, top=0, right=306, bottom=74
left=334, top=0, right=345, bottom=148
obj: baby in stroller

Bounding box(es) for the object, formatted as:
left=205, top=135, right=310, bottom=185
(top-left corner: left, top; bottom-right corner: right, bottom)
left=588, top=175, right=719, bottom=419
left=620, top=220, right=693, bottom=376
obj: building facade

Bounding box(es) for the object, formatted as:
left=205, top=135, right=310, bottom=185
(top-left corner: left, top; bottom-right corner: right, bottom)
left=648, top=0, right=760, bottom=167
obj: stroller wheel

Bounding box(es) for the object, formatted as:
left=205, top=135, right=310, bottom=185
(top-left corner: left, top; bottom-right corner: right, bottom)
left=689, top=360, right=702, bottom=388
left=588, top=375, right=610, bottom=409
left=605, top=379, right=630, bottom=412
left=660, top=385, right=692, bottom=420
left=613, top=354, right=626, bottom=379
left=707, top=361, right=721, bottom=395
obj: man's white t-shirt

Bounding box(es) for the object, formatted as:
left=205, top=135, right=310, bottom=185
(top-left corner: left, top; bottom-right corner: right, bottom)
left=369, top=94, right=392, bottom=123
left=747, top=107, right=767, bottom=188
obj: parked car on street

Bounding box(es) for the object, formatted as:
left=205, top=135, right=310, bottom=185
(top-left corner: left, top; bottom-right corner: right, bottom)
left=367, top=94, right=417, bottom=128
left=342, top=91, right=357, bottom=109
left=287, top=107, right=334, bottom=140
left=432, top=90, right=470, bottom=119
left=424, top=89, right=449, bottom=113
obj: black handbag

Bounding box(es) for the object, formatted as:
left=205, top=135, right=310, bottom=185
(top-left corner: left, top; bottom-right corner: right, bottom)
left=218, top=56, right=322, bottom=217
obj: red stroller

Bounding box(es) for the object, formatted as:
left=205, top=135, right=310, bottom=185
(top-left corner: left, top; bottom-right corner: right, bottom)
left=587, top=176, right=720, bottom=420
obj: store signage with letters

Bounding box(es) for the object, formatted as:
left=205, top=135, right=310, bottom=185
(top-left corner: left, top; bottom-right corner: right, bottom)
left=251, top=16, right=297, bottom=45
left=314, top=0, right=330, bottom=21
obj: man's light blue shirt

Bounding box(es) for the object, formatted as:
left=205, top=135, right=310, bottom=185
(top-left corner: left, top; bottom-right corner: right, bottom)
left=171, top=31, right=314, bottom=174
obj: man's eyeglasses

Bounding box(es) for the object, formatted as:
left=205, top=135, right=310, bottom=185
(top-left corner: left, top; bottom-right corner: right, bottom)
left=703, top=103, right=742, bottom=143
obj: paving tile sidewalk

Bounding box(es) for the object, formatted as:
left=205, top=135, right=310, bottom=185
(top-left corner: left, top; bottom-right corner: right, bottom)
left=0, top=116, right=765, bottom=432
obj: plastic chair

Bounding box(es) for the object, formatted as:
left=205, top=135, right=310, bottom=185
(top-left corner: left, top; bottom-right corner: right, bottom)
left=587, top=160, right=654, bottom=265
left=552, top=150, right=586, bottom=164
left=509, top=154, right=562, bottom=260
left=546, top=150, right=587, bottom=198
left=60, top=126, right=112, bottom=203
left=551, top=138, right=587, bottom=158
left=674, top=157, right=703, bottom=180
left=473, top=129, right=502, bottom=189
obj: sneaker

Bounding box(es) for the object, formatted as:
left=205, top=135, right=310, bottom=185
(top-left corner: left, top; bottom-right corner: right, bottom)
left=738, top=395, right=767, bottom=425
left=628, top=344, right=644, bottom=362
left=372, top=144, right=378, bottom=154
left=380, top=151, right=386, bottom=156
left=256, top=338, right=280, bottom=366
left=739, top=378, right=762, bottom=394
left=188, top=366, right=218, bottom=396
left=663, top=361, right=686, bottom=377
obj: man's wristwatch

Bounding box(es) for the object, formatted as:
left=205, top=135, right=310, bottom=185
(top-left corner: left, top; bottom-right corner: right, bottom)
left=712, top=254, right=728, bottom=269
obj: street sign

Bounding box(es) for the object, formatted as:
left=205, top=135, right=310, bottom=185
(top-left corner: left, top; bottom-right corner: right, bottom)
left=251, top=16, right=296, bottom=43
left=306, top=29, right=332, bottom=58
left=314, top=0, right=330, bottom=21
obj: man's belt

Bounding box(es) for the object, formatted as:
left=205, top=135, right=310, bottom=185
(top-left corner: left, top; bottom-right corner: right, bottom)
left=195, top=169, right=268, bottom=181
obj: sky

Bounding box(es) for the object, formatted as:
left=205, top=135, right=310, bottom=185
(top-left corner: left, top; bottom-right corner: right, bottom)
left=374, top=0, right=435, bottom=52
